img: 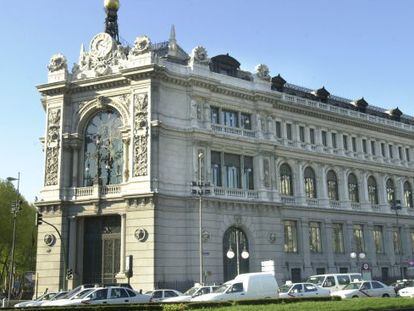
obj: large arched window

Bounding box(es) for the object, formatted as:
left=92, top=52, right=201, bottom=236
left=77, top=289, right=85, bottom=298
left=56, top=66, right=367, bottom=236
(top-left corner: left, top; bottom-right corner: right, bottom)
left=348, top=173, right=359, bottom=203
left=327, top=170, right=339, bottom=201
left=386, top=178, right=395, bottom=204
left=404, top=181, right=413, bottom=208
left=83, top=110, right=123, bottom=186
left=304, top=167, right=317, bottom=198
left=280, top=163, right=293, bottom=196
left=368, top=176, right=378, bottom=205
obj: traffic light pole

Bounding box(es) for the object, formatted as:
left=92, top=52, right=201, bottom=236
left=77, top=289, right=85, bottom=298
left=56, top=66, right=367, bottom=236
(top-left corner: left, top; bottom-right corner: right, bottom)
left=38, top=218, right=68, bottom=291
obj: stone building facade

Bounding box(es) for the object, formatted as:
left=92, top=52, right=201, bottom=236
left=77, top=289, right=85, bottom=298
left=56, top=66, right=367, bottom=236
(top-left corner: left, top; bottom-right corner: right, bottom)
left=35, top=22, right=414, bottom=292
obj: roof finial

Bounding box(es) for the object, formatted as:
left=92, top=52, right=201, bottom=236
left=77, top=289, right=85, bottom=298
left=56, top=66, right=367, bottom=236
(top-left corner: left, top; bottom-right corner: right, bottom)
left=168, top=25, right=178, bottom=57
left=104, top=0, right=120, bottom=44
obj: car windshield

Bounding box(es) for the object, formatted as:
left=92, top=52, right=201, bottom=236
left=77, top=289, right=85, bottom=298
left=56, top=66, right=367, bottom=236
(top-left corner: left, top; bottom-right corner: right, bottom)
left=307, top=276, right=325, bottom=285
left=279, top=285, right=292, bottom=293
left=50, top=292, right=68, bottom=300
left=35, top=293, right=55, bottom=301
left=343, top=282, right=362, bottom=290
left=184, top=287, right=199, bottom=296
left=73, top=289, right=93, bottom=299
left=214, top=284, right=231, bottom=293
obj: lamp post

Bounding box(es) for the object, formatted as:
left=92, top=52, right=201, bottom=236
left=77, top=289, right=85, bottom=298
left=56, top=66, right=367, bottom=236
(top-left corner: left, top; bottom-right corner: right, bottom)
left=191, top=152, right=210, bottom=284
left=6, top=173, right=21, bottom=305
left=350, top=251, right=366, bottom=273
left=226, top=229, right=249, bottom=275
left=391, top=199, right=402, bottom=278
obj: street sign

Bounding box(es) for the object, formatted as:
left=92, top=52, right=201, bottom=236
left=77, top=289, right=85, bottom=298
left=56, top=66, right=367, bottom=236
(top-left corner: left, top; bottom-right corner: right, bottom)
left=261, top=260, right=275, bottom=274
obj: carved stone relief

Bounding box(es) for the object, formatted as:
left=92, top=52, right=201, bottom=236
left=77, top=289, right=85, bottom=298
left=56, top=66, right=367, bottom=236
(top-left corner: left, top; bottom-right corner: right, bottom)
left=263, top=158, right=270, bottom=188
left=133, top=93, right=149, bottom=177
left=45, top=109, right=61, bottom=186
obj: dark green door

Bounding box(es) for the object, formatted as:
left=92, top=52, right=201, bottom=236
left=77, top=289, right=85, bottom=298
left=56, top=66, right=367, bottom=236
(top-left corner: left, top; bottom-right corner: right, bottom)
left=83, top=215, right=121, bottom=284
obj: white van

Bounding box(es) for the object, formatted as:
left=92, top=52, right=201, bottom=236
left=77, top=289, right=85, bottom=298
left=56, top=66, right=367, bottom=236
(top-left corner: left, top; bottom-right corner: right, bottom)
left=191, top=272, right=278, bottom=302
left=306, top=273, right=362, bottom=292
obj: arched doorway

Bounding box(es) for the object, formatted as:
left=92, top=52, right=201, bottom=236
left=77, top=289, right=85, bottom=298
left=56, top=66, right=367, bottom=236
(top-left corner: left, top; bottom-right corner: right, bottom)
left=223, top=227, right=249, bottom=281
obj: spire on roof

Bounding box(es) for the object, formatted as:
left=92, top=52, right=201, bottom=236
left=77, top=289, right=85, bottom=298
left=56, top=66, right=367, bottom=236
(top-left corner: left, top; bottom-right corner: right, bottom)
left=168, top=25, right=178, bottom=57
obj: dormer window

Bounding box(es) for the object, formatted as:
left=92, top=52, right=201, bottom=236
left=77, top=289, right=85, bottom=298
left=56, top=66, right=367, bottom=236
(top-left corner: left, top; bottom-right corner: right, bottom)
left=210, top=54, right=240, bottom=77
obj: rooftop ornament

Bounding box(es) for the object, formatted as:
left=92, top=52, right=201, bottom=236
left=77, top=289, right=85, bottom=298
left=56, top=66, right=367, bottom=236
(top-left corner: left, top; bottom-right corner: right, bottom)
left=352, top=97, right=369, bottom=113
left=388, top=107, right=403, bottom=121
left=271, top=74, right=287, bottom=92
left=313, top=86, right=330, bottom=102
left=104, top=0, right=120, bottom=44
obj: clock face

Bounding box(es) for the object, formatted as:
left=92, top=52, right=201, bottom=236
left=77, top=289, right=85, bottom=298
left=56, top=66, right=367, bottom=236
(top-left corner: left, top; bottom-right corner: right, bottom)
left=90, top=33, right=114, bottom=58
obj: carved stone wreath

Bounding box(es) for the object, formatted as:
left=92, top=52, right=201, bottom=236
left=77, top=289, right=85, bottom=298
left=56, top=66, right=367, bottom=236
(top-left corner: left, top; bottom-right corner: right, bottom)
left=47, top=53, right=67, bottom=72
left=134, top=228, right=149, bottom=242
left=130, top=36, right=151, bottom=56
left=44, top=234, right=56, bottom=247
left=268, top=232, right=277, bottom=244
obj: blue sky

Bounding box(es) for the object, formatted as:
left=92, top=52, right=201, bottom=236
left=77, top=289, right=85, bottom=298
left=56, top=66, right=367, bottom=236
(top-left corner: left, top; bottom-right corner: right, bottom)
left=1, top=0, right=413, bottom=201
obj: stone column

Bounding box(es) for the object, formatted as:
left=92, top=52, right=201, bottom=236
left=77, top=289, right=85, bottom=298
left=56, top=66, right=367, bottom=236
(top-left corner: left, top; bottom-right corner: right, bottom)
left=71, top=143, right=81, bottom=187
left=339, top=168, right=349, bottom=208
left=295, top=161, right=306, bottom=206
left=67, top=217, right=77, bottom=289
left=326, top=131, right=333, bottom=153
left=365, top=223, right=377, bottom=270
left=384, top=224, right=396, bottom=267
left=122, top=136, right=130, bottom=182
left=324, top=221, right=336, bottom=272
left=337, top=132, right=344, bottom=156
left=315, top=127, right=323, bottom=152
left=358, top=171, right=369, bottom=209
left=376, top=173, right=388, bottom=209
left=317, top=165, right=328, bottom=207
left=357, top=136, right=364, bottom=159
left=345, top=221, right=355, bottom=270
left=116, top=213, right=127, bottom=280
left=301, top=220, right=313, bottom=276
left=402, top=225, right=412, bottom=260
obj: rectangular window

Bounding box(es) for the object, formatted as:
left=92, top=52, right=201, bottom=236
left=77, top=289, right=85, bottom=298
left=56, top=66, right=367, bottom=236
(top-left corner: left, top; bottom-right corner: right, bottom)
left=343, top=135, right=348, bottom=151
left=322, top=131, right=327, bottom=147
left=406, top=148, right=411, bottom=162
left=309, top=222, right=322, bottom=253
left=371, top=141, right=376, bottom=156
left=393, top=228, right=401, bottom=254
left=411, top=231, right=414, bottom=252
left=389, top=145, right=394, bottom=158
left=381, top=143, right=386, bottom=157
left=332, top=133, right=337, bottom=149
left=210, top=106, right=219, bottom=124
left=299, top=126, right=305, bottom=143
left=223, top=110, right=238, bottom=128
left=373, top=225, right=383, bottom=254
left=275, top=121, right=282, bottom=138
left=353, top=224, right=365, bottom=253
left=352, top=137, right=357, bottom=152
left=286, top=123, right=292, bottom=140
left=362, top=139, right=367, bottom=153
left=224, top=153, right=241, bottom=188
left=333, top=223, right=344, bottom=253
left=284, top=221, right=298, bottom=253
left=243, top=156, right=254, bottom=190
left=211, top=151, right=222, bottom=187
left=240, top=113, right=251, bottom=130
left=310, top=128, right=315, bottom=145
left=399, top=147, right=403, bottom=160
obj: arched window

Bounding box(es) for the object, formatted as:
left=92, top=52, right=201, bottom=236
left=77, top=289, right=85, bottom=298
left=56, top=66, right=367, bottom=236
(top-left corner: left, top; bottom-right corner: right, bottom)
left=83, top=110, right=123, bottom=186
left=223, top=227, right=249, bottom=281
left=280, top=163, right=293, bottom=196
left=327, top=170, right=339, bottom=201
left=368, top=176, right=378, bottom=205
left=348, top=173, right=359, bottom=203
left=386, top=178, right=395, bottom=204
left=404, top=181, right=413, bottom=208
left=304, top=167, right=317, bottom=198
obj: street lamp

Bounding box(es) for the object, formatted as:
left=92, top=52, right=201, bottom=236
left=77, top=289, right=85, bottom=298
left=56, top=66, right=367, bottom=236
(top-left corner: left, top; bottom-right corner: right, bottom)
left=350, top=251, right=366, bottom=273
left=191, top=152, right=211, bottom=284
left=6, top=173, right=21, bottom=305
left=226, top=229, right=249, bottom=275
left=391, top=199, right=403, bottom=278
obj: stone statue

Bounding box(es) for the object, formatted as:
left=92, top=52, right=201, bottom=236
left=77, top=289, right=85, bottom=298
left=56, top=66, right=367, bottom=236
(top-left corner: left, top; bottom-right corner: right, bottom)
left=47, top=54, right=67, bottom=72
left=255, top=64, right=270, bottom=81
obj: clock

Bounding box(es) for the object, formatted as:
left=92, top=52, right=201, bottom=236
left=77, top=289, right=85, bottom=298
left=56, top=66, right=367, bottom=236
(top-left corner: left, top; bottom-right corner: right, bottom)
left=90, top=33, right=114, bottom=58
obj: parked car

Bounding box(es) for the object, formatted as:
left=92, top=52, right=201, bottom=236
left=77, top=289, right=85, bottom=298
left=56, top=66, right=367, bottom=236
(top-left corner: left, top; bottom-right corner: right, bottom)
left=60, top=286, right=151, bottom=306
left=398, top=286, right=414, bottom=297
left=145, top=289, right=182, bottom=302
left=14, top=292, right=58, bottom=308
left=392, top=279, right=414, bottom=294
left=332, top=280, right=396, bottom=299
left=41, top=288, right=95, bottom=306
left=162, top=285, right=218, bottom=302
left=306, top=273, right=363, bottom=292
left=278, top=282, right=330, bottom=298
left=191, top=272, right=278, bottom=302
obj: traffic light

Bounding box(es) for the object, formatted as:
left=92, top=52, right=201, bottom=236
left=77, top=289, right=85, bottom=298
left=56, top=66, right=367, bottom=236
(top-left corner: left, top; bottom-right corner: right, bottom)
left=35, top=212, right=43, bottom=226
left=66, top=269, right=73, bottom=280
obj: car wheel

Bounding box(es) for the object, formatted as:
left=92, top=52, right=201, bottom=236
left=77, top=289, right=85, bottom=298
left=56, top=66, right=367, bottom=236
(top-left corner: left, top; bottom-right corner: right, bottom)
left=382, top=294, right=390, bottom=298
left=352, top=295, right=359, bottom=298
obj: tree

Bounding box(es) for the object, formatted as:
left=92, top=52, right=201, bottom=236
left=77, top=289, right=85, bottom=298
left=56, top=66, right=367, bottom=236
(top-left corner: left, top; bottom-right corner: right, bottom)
left=0, top=180, right=37, bottom=296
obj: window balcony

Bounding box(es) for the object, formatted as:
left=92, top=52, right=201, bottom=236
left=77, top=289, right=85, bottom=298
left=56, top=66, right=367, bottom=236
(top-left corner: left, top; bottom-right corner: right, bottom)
left=351, top=202, right=361, bottom=210
left=212, top=187, right=259, bottom=199
left=306, top=198, right=319, bottom=207
left=329, top=200, right=341, bottom=208
left=211, top=124, right=255, bottom=138
left=64, top=184, right=122, bottom=201
left=281, top=195, right=296, bottom=205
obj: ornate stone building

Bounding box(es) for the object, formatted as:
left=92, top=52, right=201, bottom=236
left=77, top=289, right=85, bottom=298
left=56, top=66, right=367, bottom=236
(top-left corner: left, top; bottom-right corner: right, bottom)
left=35, top=2, right=414, bottom=292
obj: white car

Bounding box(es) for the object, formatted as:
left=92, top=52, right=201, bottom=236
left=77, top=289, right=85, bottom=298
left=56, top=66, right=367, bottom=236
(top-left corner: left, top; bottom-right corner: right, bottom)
left=145, top=289, right=182, bottom=302
left=41, top=288, right=95, bottom=306
left=278, top=282, right=330, bottom=298
left=14, top=292, right=58, bottom=308
left=398, top=287, right=414, bottom=297
left=61, top=286, right=150, bottom=306
left=333, top=281, right=396, bottom=299
left=163, top=285, right=218, bottom=302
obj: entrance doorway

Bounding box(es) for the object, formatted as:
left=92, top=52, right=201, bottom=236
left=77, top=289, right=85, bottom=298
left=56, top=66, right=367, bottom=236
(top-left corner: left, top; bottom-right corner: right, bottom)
left=223, top=227, right=249, bottom=281
left=83, top=215, right=121, bottom=284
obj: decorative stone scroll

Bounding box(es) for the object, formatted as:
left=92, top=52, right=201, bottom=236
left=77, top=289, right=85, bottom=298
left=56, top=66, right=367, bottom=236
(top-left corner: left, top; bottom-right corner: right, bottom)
left=133, top=93, right=149, bottom=177
left=45, top=109, right=61, bottom=186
